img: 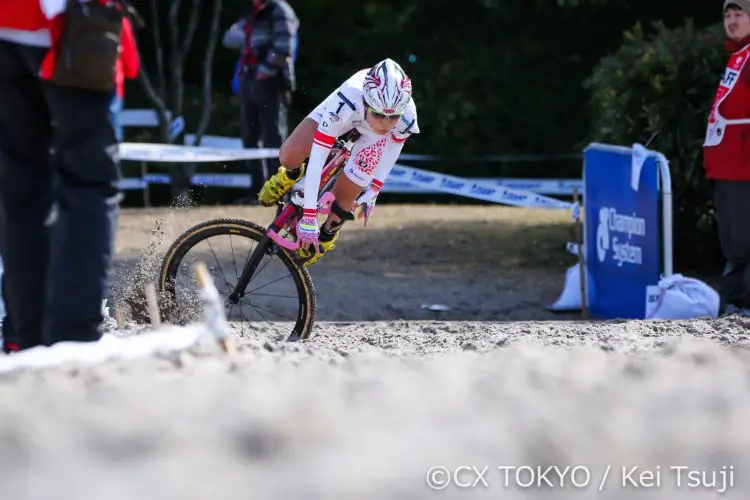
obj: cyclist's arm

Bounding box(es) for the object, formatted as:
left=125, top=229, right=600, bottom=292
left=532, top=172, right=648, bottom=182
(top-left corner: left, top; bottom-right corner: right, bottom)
left=302, top=90, right=358, bottom=215
left=368, top=135, right=406, bottom=194
left=365, top=114, right=419, bottom=197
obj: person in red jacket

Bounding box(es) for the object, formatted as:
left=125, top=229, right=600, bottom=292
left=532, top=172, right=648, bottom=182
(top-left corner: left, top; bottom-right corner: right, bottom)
left=704, top=0, right=750, bottom=316
left=0, top=0, right=122, bottom=352
left=109, top=16, right=140, bottom=141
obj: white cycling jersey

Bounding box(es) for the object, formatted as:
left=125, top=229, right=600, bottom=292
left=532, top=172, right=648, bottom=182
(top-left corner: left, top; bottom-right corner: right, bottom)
left=300, top=68, right=420, bottom=218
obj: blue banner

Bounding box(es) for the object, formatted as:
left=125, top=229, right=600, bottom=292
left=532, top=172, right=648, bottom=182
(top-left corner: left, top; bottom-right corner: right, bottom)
left=583, top=143, right=662, bottom=319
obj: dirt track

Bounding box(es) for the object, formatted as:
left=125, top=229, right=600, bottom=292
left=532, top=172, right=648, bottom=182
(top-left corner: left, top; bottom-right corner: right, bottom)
left=2, top=204, right=748, bottom=499
left=110, top=204, right=578, bottom=323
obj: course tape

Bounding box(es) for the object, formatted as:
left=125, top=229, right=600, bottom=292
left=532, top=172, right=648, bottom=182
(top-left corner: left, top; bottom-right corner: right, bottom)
left=116, top=142, right=578, bottom=209
left=119, top=142, right=280, bottom=162
left=119, top=170, right=577, bottom=210
left=180, top=134, right=580, bottom=163
left=118, top=174, right=582, bottom=196
left=386, top=164, right=574, bottom=210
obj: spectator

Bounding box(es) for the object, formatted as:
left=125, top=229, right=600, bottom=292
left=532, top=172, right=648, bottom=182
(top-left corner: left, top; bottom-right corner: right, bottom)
left=109, top=15, right=140, bottom=142
left=703, top=0, right=750, bottom=316
left=223, top=0, right=299, bottom=205
left=0, top=0, right=123, bottom=352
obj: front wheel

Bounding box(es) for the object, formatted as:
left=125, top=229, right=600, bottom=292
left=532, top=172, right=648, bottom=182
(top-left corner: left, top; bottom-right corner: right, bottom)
left=158, top=218, right=317, bottom=341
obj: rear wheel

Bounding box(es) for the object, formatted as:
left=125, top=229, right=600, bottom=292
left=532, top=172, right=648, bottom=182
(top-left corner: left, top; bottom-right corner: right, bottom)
left=158, top=218, right=316, bottom=341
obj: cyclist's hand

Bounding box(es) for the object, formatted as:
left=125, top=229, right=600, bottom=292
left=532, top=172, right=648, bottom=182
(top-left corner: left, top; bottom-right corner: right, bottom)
left=356, top=187, right=379, bottom=226
left=296, top=215, right=319, bottom=249
left=357, top=198, right=377, bottom=226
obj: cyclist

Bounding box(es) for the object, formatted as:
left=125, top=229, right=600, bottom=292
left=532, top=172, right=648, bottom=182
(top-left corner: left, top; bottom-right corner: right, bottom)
left=257, top=58, right=419, bottom=265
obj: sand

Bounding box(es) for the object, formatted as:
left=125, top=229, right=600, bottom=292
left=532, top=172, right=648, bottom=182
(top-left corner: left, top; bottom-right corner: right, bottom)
left=0, top=204, right=747, bottom=499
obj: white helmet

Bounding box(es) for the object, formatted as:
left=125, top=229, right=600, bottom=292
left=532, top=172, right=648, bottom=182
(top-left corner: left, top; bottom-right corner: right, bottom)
left=362, top=58, right=412, bottom=117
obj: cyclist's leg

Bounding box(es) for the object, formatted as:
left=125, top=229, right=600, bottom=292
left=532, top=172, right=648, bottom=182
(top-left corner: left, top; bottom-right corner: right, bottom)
left=279, top=117, right=317, bottom=171
left=322, top=175, right=364, bottom=233
left=258, top=117, right=317, bottom=206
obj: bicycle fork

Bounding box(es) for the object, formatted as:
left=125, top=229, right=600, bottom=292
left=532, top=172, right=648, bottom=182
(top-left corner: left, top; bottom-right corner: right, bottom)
left=227, top=200, right=299, bottom=305
left=227, top=233, right=273, bottom=305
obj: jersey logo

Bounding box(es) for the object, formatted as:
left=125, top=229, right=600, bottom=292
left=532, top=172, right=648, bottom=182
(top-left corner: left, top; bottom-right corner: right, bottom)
left=336, top=91, right=356, bottom=111
left=355, top=137, right=387, bottom=175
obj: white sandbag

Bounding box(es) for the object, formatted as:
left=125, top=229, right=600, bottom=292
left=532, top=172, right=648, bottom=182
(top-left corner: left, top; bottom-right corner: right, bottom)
left=548, top=262, right=583, bottom=311
left=645, top=274, right=720, bottom=320
left=550, top=241, right=587, bottom=310
left=549, top=242, right=587, bottom=312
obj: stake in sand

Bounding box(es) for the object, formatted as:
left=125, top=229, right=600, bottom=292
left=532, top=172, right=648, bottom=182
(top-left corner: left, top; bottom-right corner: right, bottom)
left=193, top=261, right=237, bottom=357
left=144, top=283, right=161, bottom=328
left=572, top=187, right=588, bottom=319
left=115, top=307, right=125, bottom=329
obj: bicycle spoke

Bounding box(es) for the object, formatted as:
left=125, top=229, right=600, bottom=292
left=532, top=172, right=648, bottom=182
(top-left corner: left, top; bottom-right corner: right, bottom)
left=179, top=246, right=233, bottom=291
left=247, top=271, right=294, bottom=295
left=229, top=235, right=240, bottom=283
left=251, top=252, right=275, bottom=280
left=205, top=239, right=232, bottom=288
left=186, top=242, right=239, bottom=293
left=231, top=299, right=252, bottom=332
left=239, top=297, right=297, bottom=321
left=239, top=299, right=286, bottom=338
left=208, top=265, right=233, bottom=291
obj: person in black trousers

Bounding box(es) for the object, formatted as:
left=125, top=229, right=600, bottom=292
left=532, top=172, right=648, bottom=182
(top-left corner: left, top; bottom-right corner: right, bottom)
left=0, top=4, right=122, bottom=352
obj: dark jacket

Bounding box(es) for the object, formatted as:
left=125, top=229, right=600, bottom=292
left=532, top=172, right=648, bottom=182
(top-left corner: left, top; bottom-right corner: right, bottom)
left=223, top=0, right=299, bottom=92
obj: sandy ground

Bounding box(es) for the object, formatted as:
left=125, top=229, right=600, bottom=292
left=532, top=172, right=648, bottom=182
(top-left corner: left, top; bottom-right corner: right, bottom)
left=110, top=204, right=579, bottom=323
left=2, top=204, right=749, bottom=499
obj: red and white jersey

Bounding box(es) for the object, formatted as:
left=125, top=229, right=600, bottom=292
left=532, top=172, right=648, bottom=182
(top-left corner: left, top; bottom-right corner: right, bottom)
left=300, top=69, right=419, bottom=213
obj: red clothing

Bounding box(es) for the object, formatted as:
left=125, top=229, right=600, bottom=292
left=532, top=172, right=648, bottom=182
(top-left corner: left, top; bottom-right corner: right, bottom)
left=0, top=0, right=50, bottom=32
left=703, top=36, right=750, bottom=180
left=0, top=0, right=61, bottom=77
left=239, top=2, right=264, bottom=69
left=0, top=0, right=131, bottom=89
left=115, top=17, right=140, bottom=98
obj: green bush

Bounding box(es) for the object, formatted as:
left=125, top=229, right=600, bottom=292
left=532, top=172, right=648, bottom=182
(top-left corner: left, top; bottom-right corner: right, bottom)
left=584, top=20, right=728, bottom=272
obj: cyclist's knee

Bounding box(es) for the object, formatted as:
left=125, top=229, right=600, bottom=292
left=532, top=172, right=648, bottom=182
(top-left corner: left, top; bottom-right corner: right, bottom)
left=279, top=140, right=301, bottom=167
left=279, top=118, right=317, bottom=168
left=331, top=200, right=355, bottom=222
left=332, top=175, right=364, bottom=211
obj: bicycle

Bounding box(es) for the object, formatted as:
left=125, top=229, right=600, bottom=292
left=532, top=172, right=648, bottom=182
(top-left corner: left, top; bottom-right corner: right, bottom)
left=157, top=128, right=363, bottom=342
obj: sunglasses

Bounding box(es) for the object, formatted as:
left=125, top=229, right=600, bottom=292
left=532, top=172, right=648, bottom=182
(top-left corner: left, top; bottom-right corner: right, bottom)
left=363, top=100, right=402, bottom=120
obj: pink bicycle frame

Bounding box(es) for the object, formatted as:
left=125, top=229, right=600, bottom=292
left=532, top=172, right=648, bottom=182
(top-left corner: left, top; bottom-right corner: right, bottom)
left=266, top=145, right=353, bottom=251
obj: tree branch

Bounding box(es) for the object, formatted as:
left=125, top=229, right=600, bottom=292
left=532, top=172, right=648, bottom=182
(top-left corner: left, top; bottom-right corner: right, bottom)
left=136, top=59, right=171, bottom=143
left=130, top=15, right=170, bottom=143
left=193, top=0, right=223, bottom=145
left=180, top=0, right=202, bottom=64
left=167, top=0, right=183, bottom=117
left=149, top=0, right=166, bottom=102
